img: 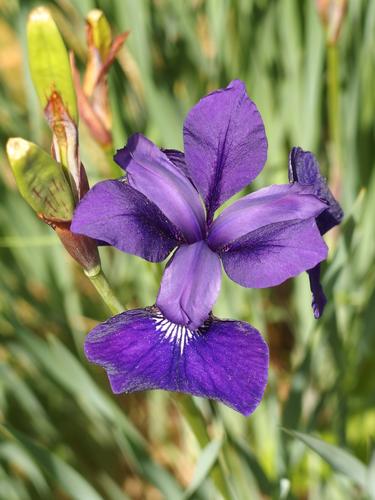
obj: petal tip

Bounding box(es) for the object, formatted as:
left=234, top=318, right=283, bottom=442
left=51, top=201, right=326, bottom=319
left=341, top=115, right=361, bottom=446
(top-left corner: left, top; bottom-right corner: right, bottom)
left=114, top=133, right=143, bottom=170
left=227, top=79, right=246, bottom=91
left=289, top=146, right=320, bottom=185
left=312, top=289, right=327, bottom=319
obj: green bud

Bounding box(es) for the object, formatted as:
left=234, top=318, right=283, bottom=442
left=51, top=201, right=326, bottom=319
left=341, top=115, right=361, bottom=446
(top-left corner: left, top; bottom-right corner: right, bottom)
left=80, top=9, right=128, bottom=147
left=6, top=138, right=74, bottom=221
left=83, top=10, right=112, bottom=98
left=87, top=9, right=112, bottom=62
left=27, top=6, right=78, bottom=123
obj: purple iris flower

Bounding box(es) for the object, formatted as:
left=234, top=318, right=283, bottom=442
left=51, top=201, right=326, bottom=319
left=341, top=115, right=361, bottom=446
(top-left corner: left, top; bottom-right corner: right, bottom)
left=72, top=80, right=330, bottom=415
left=288, top=147, right=344, bottom=318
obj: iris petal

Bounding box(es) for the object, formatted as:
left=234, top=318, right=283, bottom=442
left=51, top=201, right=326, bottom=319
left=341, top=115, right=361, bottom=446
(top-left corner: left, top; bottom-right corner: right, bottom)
left=156, top=241, right=222, bottom=329
left=114, top=134, right=206, bottom=242
left=162, top=149, right=193, bottom=182
left=208, top=184, right=328, bottom=250
left=289, top=147, right=344, bottom=317
left=84, top=307, right=269, bottom=416
left=219, top=219, right=328, bottom=288
left=183, top=79, right=267, bottom=219
left=71, top=180, right=181, bottom=262
left=308, top=264, right=327, bottom=319
left=288, top=147, right=344, bottom=234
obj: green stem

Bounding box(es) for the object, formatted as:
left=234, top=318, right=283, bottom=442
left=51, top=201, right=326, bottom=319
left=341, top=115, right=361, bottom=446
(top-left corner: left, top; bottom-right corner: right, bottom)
left=85, top=267, right=124, bottom=315
left=326, top=40, right=343, bottom=242
left=327, top=43, right=341, bottom=168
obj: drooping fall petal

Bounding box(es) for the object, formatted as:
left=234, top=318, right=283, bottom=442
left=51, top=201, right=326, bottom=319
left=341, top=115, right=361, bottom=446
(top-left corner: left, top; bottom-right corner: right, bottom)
left=85, top=307, right=269, bottom=416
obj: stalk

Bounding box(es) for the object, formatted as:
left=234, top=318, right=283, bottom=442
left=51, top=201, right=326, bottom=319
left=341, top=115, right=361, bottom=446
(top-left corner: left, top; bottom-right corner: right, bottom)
left=84, top=266, right=124, bottom=315
left=326, top=38, right=343, bottom=244
left=327, top=43, right=341, bottom=167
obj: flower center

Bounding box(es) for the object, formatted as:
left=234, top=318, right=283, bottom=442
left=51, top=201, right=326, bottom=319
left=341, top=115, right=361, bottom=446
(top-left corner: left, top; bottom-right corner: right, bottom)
left=152, top=311, right=200, bottom=355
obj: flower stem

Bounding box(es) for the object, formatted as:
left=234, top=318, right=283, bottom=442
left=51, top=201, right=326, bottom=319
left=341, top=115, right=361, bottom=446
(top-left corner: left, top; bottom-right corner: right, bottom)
left=326, top=40, right=343, bottom=244
left=84, top=266, right=124, bottom=315
left=327, top=43, right=341, bottom=166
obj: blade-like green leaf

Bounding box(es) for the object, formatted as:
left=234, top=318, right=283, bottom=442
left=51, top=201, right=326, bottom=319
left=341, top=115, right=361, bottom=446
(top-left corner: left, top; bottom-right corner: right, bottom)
left=27, top=6, right=77, bottom=122
left=284, top=429, right=367, bottom=489
left=6, top=137, right=74, bottom=221
left=0, top=425, right=104, bottom=500
left=0, top=442, right=49, bottom=496
left=183, top=438, right=223, bottom=499
left=228, top=434, right=274, bottom=495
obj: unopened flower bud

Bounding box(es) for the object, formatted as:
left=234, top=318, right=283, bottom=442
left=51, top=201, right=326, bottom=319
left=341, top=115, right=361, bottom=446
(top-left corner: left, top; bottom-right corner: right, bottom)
left=71, top=9, right=128, bottom=148
left=6, top=137, right=74, bottom=221
left=84, top=9, right=112, bottom=97
left=27, top=7, right=81, bottom=198
left=6, top=137, right=100, bottom=272
left=27, top=7, right=77, bottom=123
left=316, top=0, right=347, bottom=45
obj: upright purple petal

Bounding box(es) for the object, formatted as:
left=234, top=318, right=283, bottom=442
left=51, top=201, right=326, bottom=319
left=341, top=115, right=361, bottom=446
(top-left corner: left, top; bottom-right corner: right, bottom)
left=183, top=80, right=267, bottom=219
left=71, top=180, right=181, bottom=262
left=85, top=307, right=269, bottom=416
left=114, top=134, right=206, bottom=242
left=208, top=184, right=328, bottom=250
left=156, top=241, right=221, bottom=329
left=162, top=149, right=192, bottom=181
left=219, top=219, right=328, bottom=288
left=289, top=147, right=344, bottom=234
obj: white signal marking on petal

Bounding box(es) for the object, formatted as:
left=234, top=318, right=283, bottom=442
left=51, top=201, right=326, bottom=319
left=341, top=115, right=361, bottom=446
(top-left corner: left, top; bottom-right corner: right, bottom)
left=160, top=322, right=170, bottom=333
left=152, top=313, right=200, bottom=355
left=165, top=323, right=175, bottom=340
left=179, top=327, right=185, bottom=355
left=176, top=325, right=182, bottom=342
left=155, top=317, right=168, bottom=331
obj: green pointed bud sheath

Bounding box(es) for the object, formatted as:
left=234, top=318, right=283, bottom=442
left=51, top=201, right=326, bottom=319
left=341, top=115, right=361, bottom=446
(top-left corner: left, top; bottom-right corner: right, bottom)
left=83, top=10, right=113, bottom=134
left=6, top=138, right=74, bottom=222
left=54, top=222, right=100, bottom=273
left=76, top=10, right=128, bottom=148
left=27, top=6, right=77, bottom=123
left=87, top=10, right=112, bottom=62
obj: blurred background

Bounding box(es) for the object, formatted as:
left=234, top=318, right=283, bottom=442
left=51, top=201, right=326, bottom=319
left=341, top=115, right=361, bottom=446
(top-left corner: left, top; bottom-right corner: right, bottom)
left=0, top=0, right=374, bottom=498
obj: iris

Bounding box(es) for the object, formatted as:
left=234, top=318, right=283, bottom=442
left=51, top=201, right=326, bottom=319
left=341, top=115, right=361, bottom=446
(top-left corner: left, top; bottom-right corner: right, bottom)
left=72, top=80, right=336, bottom=415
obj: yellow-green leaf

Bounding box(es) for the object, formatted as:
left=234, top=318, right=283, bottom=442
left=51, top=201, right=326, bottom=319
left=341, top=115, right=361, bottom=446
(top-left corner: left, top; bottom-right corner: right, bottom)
left=6, top=138, right=74, bottom=221
left=27, top=7, right=78, bottom=123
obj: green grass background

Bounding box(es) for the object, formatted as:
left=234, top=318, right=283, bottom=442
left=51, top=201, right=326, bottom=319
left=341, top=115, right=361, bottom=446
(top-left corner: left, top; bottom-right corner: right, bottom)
left=0, top=0, right=374, bottom=498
